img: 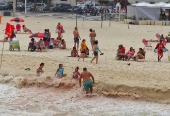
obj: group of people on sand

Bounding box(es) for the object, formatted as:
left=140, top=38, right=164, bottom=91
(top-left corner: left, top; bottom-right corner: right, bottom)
left=72, top=27, right=103, bottom=64
left=36, top=63, right=95, bottom=95
left=117, top=33, right=168, bottom=62
left=117, top=45, right=145, bottom=62
left=28, top=23, right=66, bottom=52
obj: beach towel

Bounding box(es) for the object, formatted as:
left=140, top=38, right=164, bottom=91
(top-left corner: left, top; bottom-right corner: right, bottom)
left=67, top=56, right=93, bottom=58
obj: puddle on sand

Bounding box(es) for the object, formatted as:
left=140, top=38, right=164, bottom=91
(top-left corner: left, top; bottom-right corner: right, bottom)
left=0, top=84, right=170, bottom=116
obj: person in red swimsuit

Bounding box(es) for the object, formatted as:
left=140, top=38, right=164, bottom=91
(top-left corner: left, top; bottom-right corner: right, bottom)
left=56, top=22, right=63, bottom=37
left=155, top=40, right=165, bottom=62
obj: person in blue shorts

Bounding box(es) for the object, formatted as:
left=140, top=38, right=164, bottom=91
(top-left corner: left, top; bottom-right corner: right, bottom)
left=79, top=68, right=95, bottom=95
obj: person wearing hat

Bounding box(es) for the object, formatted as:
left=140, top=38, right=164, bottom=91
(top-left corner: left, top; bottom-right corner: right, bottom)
left=56, top=22, right=63, bottom=38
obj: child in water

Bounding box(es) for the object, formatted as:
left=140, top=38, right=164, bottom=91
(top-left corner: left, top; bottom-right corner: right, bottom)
left=72, top=67, right=80, bottom=79
left=55, top=64, right=67, bottom=78
left=36, top=63, right=44, bottom=76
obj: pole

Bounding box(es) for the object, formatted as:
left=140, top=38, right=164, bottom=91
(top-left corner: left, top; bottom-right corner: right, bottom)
left=13, top=0, right=16, bottom=17
left=109, top=17, right=111, bottom=27
left=0, top=35, right=6, bottom=69
left=76, top=0, right=77, bottom=28
left=25, top=0, right=27, bottom=17
left=82, top=16, right=84, bottom=26
left=101, top=13, right=103, bottom=28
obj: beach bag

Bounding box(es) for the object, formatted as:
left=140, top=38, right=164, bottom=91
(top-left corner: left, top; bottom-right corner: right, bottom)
left=55, top=29, right=65, bottom=33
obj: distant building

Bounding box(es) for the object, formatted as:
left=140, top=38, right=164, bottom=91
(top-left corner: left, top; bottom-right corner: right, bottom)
left=128, top=0, right=170, bottom=4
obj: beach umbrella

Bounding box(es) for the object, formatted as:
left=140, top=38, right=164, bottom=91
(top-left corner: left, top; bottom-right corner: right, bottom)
left=10, top=17, right=24, bottom=22
left=29, top=32, right=45, bottom=38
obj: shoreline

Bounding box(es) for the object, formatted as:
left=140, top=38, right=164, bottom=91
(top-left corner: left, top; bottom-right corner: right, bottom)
left=0, top=17, right=170, bottom=104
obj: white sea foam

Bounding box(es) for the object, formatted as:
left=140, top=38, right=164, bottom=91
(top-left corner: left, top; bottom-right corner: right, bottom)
left=0, top=83, right=170, bottom=116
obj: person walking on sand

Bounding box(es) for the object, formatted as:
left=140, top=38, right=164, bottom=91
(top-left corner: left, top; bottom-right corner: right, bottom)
left=36, top=63, right=44, bottom=76
left=154, top=39, right=167, bottom=62
left=73, top=27, right=81, bottom=50
left=79, top=67, right=95, bottom=95
left=56, top=22, right=63, bottom=38
left=91, top=40, right=103, bottom=64
left=89, top=29, right=96, bottom=50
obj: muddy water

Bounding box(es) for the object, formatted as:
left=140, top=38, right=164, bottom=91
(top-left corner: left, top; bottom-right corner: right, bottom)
left=0, top=84, right=170, bottom=116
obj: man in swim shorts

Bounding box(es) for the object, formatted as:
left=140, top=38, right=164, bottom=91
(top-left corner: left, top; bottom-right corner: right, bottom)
left=79, top=68, right=95, bottom=95
left=73, top=27, right=81, bottom=50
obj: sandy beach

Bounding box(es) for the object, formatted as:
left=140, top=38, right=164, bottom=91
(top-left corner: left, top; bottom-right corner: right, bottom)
left=0, top=16, right=170, bottom=105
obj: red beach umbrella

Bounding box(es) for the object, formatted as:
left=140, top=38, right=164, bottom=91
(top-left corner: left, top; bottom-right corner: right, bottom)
left=10, top=17, right=24, bottom=22
left=29, top=32, right=45, bottom=38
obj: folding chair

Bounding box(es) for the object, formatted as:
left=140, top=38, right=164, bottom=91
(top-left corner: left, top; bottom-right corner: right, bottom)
left=142, top=39, right=152, bottom=49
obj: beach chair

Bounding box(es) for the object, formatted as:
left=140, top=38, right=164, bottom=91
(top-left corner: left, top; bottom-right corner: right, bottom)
left=16, top=24, right=21, bottom=33
left=142, top=39, right=152, bottom=49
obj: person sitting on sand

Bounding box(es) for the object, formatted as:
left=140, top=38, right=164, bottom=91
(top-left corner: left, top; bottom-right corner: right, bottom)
left=60, top=39, right=66, bottom=49
left=28, top=38, right=36, bottom=51
left=55, top=64, right=67, bottom=78
left=84, top=46, right=89, bottom=57
left=133, top=48, right=145, bottom=61
left=117, top=45, right=125, bottom=60
left=36, top=63, right=44, bottom=76
left=22, top=25, right=33, bottom=34
left=53, top=37, right=62, bottom=48
left=36, top=39, right=45, bottom=52
left=72, top=67, right=80, bottom=79
left=125, top=47, right=135, bottom=61
left=78, top=39, right=87, bottom=61
left=79, top=67, right=95, bottom=95
left=0, top=37, right=9, bottom=42
left=71, top=47, right=79, bottom=57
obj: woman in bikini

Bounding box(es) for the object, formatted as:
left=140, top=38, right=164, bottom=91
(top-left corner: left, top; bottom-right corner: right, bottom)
left=91, top=40, right=103, bottom=64
left=22, top=25, right=33, bottom=34
left=71, top=47, right=79, bottom=57
left=134, top=48, right=145, bottom=61
left=125, top=47, right=135, bottom=61
left=72, top=67, right=80, bottom=79
left=60, top=39, right=66, bottom=49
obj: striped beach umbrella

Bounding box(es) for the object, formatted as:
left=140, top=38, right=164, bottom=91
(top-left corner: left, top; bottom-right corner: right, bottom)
left=10, top=17, right=24, bottom=22
left=29, top=32, right=45, bottom=38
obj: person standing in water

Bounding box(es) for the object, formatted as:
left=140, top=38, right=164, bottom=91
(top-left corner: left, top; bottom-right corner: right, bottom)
left=73, top=27, right=81, bottom=50
left=56, top=22, right=63, bottom=38
left=79, top=68, right=95, bottom=95
left=89, top=29, right=96, bottom=50
left=36, top=63, right=45, bottom=76
left=91, top=40, right=103, bottom=64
